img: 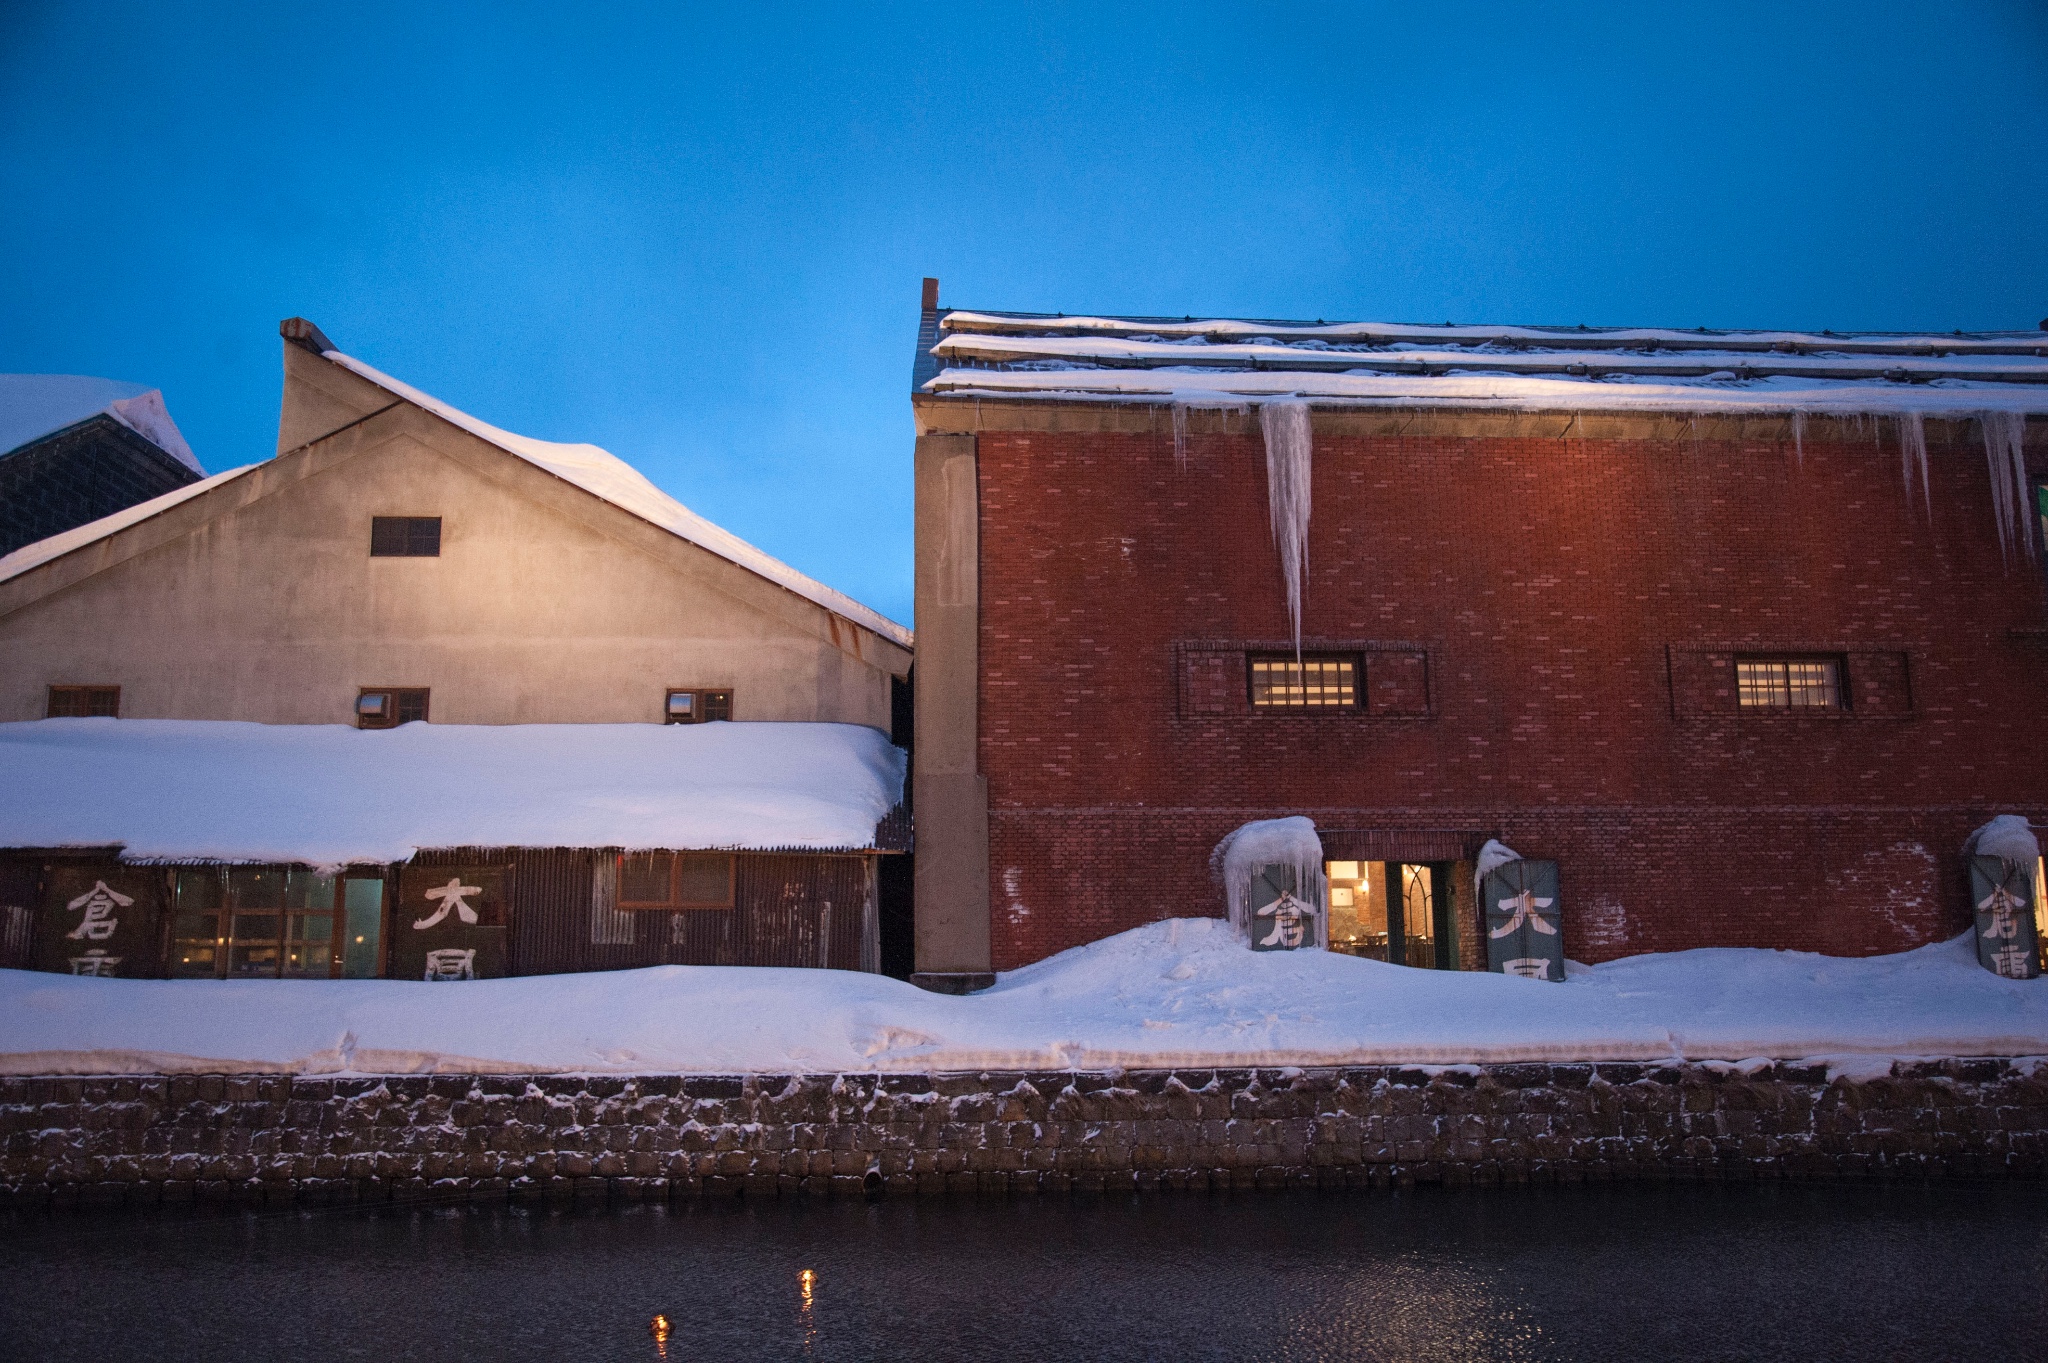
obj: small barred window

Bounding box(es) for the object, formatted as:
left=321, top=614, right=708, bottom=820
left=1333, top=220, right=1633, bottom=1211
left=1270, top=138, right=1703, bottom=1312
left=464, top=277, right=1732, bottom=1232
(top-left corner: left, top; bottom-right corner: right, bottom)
left=357, top=688, right=430, bottom=728
left=665, top=689, right=733, bottom=723
left=1248, top=654, right=1358, bottom=710
left=1735, top=658, right=1844, bottom=711
left=47, top=686, right=119, bottom=718
left=370, top=517, right=442, bottom=557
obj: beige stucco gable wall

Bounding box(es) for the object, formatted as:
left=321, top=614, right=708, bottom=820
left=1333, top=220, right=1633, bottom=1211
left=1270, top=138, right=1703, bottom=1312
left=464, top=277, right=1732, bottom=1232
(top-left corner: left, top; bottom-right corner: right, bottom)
left=0, top=352, right=909, bottom=727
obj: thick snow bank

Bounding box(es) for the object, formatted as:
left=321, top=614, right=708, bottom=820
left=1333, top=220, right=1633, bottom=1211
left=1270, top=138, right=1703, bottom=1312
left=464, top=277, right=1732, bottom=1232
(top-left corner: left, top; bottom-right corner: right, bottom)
left=4, top=919, right=2043, bottom=1077
left=0, top=374, right=203, bottom=471
left=0, top=719, right=904, bottom=865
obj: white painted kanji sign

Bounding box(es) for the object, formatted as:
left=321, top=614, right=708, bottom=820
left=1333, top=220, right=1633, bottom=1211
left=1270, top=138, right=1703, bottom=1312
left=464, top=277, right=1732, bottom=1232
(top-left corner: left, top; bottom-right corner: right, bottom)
left=414, top=878, right=482, bottom=930
left=1970, top=855, right=2041, bottom=980
left=1488, top=888, right=1556, bottom=941
left=36, top=868, right=157, bottom=979
left=423, top=947, right=477, bottom=981
left=1257, top=889, right=1312, bottom=949
left=1483, top=859, right=1564, bottom=981
left=64, top=880, right=133, bottom=942
left=1247, top=865, right=1320, bottom=952
left=392, top=865, right=507, bottom=981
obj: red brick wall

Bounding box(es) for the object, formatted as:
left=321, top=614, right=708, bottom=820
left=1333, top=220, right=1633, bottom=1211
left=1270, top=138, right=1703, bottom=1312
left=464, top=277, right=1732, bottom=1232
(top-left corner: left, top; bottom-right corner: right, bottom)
left=976, top=417, right=2048, bottom=969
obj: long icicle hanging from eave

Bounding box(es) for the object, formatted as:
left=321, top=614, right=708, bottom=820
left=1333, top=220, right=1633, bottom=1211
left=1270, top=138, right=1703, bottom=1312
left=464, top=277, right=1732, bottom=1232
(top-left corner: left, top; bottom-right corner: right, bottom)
left=1897, top=411, right=1930, bottom=516
left=1171, top=401, right=1191, bottom=472
left=1979, top=410, right=2035, bottom=564
left=1259, top=399, right=1313, bottom=657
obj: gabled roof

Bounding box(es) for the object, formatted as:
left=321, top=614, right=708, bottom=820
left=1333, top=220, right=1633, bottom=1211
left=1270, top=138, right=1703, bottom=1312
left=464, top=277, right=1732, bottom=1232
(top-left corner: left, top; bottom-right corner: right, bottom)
left=0, top=463, right=256, bottom=585
left=0, top=374, right=203, bottom=471
left=0, top=348, right=913, bottom=652
left=322, top=350, right=912, bottom=649
left=918, top=309, right=2048, bottom=417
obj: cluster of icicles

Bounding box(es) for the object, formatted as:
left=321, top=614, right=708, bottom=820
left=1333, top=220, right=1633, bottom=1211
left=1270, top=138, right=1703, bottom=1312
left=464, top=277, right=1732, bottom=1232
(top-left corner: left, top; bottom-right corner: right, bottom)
left=1165, top=400, right=2038, bottom=658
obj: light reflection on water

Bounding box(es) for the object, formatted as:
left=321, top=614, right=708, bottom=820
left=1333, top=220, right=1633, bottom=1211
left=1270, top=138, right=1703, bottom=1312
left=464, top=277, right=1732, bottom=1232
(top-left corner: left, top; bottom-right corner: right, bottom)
left=4, top=1182, right=2044, bottom=1362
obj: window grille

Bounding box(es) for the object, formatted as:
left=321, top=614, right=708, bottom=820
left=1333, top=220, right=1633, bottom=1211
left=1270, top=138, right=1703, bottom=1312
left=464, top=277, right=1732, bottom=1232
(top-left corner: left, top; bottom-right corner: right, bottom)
left=46, top=686, right=119, bottom=718
left=1248, top=654, right=1358, bottom=710
left=1735, top=658, right=1845, bottom=711
left=370, top=516, right=442, bottom=557
left=171, top=867, right=343, bottom=979
left=665, top=688, right=733, bottom=723
left=357, top=688, right=430, bottom=728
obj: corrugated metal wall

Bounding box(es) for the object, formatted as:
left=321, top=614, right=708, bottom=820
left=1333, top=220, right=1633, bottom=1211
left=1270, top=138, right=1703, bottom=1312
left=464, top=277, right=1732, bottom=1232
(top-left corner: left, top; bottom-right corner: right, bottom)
left=418, top=848, right=880, bottom=976
left=0, top=855, right=39, bottom=970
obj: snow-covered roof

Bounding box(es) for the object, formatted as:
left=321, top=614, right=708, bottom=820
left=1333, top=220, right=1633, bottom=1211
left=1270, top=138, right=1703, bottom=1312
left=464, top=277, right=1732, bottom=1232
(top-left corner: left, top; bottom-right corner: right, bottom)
left=0, top=374, right=204, bottom=472
left=0, top=464, right=258, bottom=587
left=322, top=351, right=913, bottom=650
left=919, top=310, right=2048, bottom=417
left=0, top=718, right=906, bottom=867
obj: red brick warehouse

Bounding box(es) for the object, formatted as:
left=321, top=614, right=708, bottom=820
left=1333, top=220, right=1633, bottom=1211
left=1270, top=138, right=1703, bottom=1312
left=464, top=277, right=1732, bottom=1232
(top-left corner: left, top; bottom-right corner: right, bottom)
left=907, top=279, right=2048, bottom=988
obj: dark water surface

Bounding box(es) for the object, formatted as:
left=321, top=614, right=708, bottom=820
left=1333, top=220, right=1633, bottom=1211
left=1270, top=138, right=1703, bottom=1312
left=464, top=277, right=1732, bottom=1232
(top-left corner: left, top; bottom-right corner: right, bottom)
left=5, top=1182, right=2046, bottom=1361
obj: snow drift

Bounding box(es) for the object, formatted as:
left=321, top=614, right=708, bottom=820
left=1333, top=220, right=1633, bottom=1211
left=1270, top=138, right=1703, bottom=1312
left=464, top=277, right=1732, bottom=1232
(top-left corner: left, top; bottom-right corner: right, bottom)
left=4, top=919, right=2044, bottom=1077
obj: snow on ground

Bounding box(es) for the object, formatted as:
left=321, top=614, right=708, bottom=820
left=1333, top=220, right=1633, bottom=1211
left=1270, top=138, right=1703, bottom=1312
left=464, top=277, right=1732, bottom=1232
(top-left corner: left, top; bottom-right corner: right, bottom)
left=0, top=374, right=204, bottom=471
left=0, top=718, right=905, bottom=865
left=4, top=919, right=2043, bottom=1077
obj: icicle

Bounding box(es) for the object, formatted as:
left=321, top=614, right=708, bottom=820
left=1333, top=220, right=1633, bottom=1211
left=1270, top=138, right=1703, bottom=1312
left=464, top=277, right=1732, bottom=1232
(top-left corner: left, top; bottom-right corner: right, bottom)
left=1211, top=816, right=1328, bottom=949
left=1258, top=400, right=1313, bottom=657
left=1789, top=410, right=1806, bottom=469
left=1979, top=411, right=2034, bottom=563
left=1171, top=402, right=1190, bottom=472
left=1896, top=412, right=1929, bottom=517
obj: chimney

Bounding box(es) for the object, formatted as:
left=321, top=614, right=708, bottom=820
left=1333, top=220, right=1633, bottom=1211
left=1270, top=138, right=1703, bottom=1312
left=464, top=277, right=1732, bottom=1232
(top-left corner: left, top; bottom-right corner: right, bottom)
left=280, top=316, right=337, bottom=354
left=921, top=277, right=939, bottom=311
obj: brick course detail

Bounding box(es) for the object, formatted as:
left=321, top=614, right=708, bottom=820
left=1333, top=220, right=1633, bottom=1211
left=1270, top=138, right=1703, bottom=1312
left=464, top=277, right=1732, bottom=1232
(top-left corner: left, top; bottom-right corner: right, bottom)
left=5, top=1060, right=2045, bottom=1207
left=972, top=418, right=2048, bottom=967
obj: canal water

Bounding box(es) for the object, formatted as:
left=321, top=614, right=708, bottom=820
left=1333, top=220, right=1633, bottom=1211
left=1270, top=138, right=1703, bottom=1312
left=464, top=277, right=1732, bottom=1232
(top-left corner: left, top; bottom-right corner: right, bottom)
left=5, top=1182, right=2044, bottom=1361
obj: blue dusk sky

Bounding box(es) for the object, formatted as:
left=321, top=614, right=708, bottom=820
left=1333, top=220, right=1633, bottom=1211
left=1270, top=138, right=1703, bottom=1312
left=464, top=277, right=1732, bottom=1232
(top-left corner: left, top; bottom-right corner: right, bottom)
left=3, top=2, right=2045, bottom=625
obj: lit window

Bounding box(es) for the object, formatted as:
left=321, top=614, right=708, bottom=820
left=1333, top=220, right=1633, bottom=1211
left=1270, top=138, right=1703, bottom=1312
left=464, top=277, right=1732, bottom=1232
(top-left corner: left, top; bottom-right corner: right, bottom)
left=47, top=685, right=119, bottom=718
left=665, top=688, right=733, bottom=723
left=370, top=516, right=442, bottom=557
left=617, top=852, right=735, bottom=909
left=171, top=867, right=341, bottom=979
left=357, top=688, right=430, bottom=728
left=1248, top=655, right=1357, bottom=710
left=1735, top=658, right=1844, bottom=711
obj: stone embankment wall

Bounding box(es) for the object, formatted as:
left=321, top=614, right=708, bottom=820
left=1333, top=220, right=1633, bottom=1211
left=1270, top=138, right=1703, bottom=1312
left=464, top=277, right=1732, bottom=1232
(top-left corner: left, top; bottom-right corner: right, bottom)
left=6, top=1059, right=2046, bottom=1208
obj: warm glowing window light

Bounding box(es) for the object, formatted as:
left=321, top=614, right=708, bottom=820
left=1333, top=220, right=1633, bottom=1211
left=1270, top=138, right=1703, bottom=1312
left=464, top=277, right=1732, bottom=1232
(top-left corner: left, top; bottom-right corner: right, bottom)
left=1736, top=658, right=1843, bottom=710
left=1250, top=655, right=1357, bottom=709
